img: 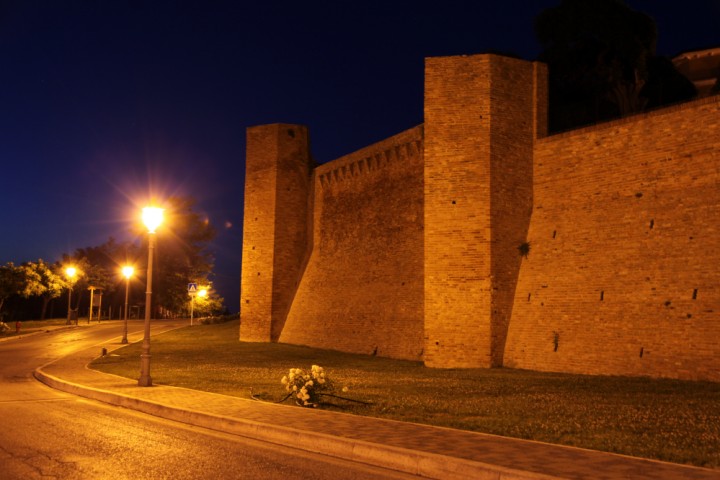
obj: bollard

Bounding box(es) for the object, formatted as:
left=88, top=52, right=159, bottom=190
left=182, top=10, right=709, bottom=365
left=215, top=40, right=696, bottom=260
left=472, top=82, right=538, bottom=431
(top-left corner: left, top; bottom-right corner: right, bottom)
left=15, top=321, right=20, bottom=334
left=101, top=347, right=107, bottom=356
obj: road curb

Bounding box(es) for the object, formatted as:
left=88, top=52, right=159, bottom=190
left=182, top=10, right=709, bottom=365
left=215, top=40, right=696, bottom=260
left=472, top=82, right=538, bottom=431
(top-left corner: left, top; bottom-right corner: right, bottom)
left=33, top=366, right=557, bottom=480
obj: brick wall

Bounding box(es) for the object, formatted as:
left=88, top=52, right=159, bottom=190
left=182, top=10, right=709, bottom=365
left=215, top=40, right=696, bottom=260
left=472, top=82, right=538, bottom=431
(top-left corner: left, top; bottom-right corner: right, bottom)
left=240, top=124, right=312, bottom=342
left=423, top=54, right=542, bottom=368
left=488, top=58, right=546, bottom=367
left=504, top=96, right=720, bottom=381
left=240, top=55, right=720, bottom=382
left=279, top=127, right=425, bottom=360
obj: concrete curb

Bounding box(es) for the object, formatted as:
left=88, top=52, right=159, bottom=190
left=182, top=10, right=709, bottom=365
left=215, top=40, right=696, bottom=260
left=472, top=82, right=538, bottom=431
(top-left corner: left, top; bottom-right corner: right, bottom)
left=33, top=366, right=557, bottom=480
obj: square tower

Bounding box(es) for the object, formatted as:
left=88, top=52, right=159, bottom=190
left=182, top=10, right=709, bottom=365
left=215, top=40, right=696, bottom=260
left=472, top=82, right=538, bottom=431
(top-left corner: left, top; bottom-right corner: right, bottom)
left=240, top=124, right=313, bottom=342
left=423, top=54, right=547, bottom=367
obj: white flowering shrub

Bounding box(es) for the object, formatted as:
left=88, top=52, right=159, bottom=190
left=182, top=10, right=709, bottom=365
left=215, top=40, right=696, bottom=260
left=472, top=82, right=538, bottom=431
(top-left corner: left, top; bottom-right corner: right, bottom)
left=281, top=365, right=334, bottom=407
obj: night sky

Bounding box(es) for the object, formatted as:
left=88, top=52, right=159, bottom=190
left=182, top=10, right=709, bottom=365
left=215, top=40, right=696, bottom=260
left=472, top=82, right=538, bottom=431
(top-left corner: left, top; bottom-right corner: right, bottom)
left=1, top=1, right=718, bottom=313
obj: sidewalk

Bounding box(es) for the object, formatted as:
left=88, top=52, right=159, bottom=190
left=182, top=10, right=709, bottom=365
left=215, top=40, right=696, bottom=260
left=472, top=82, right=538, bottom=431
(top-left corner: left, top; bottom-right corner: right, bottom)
left=34, top=335, right=719, bottom=480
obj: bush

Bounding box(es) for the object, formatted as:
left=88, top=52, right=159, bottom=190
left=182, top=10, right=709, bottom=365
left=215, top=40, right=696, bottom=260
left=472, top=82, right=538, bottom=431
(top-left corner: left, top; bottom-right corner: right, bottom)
left=199, top=313, right=238, bottom=325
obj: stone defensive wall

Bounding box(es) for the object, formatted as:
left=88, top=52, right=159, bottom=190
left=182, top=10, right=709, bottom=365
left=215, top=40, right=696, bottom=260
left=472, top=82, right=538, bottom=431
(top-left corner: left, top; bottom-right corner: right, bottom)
left=241, top=53, right=720, bottom=382
left=279, top=126, right=425, bottom=359
left=505, top=95, right=720, bottom=381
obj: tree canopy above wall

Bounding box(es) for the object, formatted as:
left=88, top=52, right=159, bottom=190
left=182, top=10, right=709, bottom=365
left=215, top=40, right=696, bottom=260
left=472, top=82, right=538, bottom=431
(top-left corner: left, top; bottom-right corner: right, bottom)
left=535, top=0, right=697, bottom=132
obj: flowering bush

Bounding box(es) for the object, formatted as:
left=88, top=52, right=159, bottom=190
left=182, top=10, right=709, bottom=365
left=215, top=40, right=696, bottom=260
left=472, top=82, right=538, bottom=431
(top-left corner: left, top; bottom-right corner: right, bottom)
left=281, top=365, right=334, bottom=407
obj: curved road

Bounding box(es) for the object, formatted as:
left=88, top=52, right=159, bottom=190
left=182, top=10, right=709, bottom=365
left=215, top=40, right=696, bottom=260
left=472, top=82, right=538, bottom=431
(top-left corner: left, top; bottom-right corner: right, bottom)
left=0, top=322, right=414, bottom=479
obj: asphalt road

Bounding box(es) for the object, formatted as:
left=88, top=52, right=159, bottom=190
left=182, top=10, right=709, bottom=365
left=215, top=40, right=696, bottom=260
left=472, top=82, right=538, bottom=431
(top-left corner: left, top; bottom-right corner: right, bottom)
left=0, top=322, right=415, bottom=479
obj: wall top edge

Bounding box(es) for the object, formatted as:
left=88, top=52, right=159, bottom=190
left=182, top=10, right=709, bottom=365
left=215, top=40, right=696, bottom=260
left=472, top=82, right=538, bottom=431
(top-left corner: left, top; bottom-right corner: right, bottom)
left=247, top=123, right=307, bottom=131
left=424, top=52, right=539, bottom=65
left=538, top=94, right=720, bottom=143
left=315, top=125, right=424, bottom=176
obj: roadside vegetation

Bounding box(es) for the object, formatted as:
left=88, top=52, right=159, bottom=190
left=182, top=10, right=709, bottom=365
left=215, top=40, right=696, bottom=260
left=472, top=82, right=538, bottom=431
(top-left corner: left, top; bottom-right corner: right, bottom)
left=91, top=319, right=720, bottom=468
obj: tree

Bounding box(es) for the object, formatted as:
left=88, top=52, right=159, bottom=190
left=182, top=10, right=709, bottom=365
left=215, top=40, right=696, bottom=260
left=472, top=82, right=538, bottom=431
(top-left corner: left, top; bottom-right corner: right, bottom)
left=0, top=262, right=23, bottom=317
left=192, top=286, right=226, bottom=318
left=535, top=0, right=695, bottom=132
left=63, top=238, right=141, bottom=319
left=18, top=260, right=67, bottom=320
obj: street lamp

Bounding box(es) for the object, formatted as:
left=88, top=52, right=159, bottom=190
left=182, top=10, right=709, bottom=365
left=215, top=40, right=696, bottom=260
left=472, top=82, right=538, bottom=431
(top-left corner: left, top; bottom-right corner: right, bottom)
left=65, top=267, right=77, bottom=325
left=190, top=287, right=208, bottom=326
left=121, top=266, right=134, bottom=344
left=138, top=206, right=163, bottom=387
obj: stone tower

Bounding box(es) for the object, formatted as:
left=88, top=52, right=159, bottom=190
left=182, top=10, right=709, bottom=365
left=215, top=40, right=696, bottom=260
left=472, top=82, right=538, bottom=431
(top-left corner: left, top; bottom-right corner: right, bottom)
left=240, top=124, right=313, bottom=342
left=423, top=54, right=547, bottom=368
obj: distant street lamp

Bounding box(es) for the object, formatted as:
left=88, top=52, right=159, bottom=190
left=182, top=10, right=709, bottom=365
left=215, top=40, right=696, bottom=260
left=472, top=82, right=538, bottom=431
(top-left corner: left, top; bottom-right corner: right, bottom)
left=65, top=267, right=77, bottom=325
left=190, top=287, right=208, bottom=326
left=138, top=206, right=163, bottom=387
left=121, top=266, right=134, bottom=344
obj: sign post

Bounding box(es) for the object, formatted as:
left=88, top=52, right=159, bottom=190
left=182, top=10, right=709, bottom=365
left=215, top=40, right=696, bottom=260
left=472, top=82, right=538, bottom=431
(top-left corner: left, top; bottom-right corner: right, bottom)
left=188, top=283, right=198, bottom=325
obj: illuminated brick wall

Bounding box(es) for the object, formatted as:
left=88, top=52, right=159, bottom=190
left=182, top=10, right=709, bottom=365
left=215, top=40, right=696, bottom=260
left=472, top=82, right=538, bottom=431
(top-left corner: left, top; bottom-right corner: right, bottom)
left=280, top=127, right=425, bottom=359
left=423, top=55, right=545, bottom=368
left=505, top=96, right=720, bottom=381
left=240, top=124, right=312, bottom=342
left=240, top=54, right=720, bottom=381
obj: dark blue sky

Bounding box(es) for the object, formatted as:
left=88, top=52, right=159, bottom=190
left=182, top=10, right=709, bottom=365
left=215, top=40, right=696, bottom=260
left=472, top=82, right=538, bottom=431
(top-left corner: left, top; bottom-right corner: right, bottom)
left=1, top=1, right=718, bottom=313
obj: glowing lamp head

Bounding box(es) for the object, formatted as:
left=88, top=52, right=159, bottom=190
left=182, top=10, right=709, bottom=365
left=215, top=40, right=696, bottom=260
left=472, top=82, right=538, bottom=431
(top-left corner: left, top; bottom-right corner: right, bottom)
left=198, top=289, right=208, bottom=298
left=142, top=207, right=164, bottom=233
left=122, top=266, right=134, bottom=279
left=65, top=267, right=77, bottom=279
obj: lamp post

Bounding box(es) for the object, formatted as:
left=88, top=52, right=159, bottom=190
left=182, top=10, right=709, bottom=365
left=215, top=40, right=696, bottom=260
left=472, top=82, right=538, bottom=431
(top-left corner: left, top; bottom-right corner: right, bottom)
left=138, top=206, right=163, bottom=387
left=87, top=286, right=96, bottom=324
left=189, top=289, right=196, bottom=326
left=189, top=287, right=208, bottom=326
left=65, top=267, right=77, bottom=325
left=121, top=266, right=134, bottom=344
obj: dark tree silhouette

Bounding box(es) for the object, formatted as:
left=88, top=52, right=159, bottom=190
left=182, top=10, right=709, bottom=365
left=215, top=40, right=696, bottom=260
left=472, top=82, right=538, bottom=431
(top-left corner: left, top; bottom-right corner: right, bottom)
left=535, top=0, right=696, bottom=132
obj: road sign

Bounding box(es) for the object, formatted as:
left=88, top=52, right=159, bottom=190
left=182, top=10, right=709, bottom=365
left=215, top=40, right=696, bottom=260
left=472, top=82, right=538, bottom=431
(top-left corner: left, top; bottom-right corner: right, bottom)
left=188, top=283, right=198, bottom=296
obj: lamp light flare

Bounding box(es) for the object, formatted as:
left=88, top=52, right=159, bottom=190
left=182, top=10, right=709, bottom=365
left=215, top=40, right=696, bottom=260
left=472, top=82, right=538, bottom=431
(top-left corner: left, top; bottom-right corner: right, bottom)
left=198, top=289, right=208, bottom=298
left=142, top=207, right=164, bottom=233
left=122, top=266, right=134, bottom=279
left=65, top=266, right=77, bottom=278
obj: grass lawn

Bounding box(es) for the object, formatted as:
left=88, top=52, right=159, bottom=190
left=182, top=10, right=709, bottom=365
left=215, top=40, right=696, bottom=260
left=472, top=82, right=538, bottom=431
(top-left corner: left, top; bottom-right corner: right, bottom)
left=90, top=319, right=720, bottom=468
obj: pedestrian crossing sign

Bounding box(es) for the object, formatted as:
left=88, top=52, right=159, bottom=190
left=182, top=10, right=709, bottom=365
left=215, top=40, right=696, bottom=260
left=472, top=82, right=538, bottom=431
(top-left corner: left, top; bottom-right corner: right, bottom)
left=188, top=283, right=198, bottom=293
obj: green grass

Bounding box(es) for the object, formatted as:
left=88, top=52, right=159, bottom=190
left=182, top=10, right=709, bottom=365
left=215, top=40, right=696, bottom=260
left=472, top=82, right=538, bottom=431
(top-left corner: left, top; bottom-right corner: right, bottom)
left=91, top=319, right=720, bottom=468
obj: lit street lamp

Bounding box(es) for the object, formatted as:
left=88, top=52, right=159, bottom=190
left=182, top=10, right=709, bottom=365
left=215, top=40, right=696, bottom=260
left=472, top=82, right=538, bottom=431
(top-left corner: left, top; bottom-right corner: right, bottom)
left=65, top=267, right=77, bottom=325
left=189, top=287, right=208, bottom=326
left=138, top=206, right=163, bottom=387
left=121, top=266, right=134, bottom=344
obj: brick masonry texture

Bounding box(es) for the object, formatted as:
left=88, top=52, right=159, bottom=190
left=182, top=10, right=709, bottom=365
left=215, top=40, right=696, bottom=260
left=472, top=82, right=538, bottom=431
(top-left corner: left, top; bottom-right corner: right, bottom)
left=240, top=124, right=312, bottom=342
left=505, top=96, right=720, bottom=381
left=280, top=127, right=425, bottom=359
left=240, top=54, right=720, bottom=382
